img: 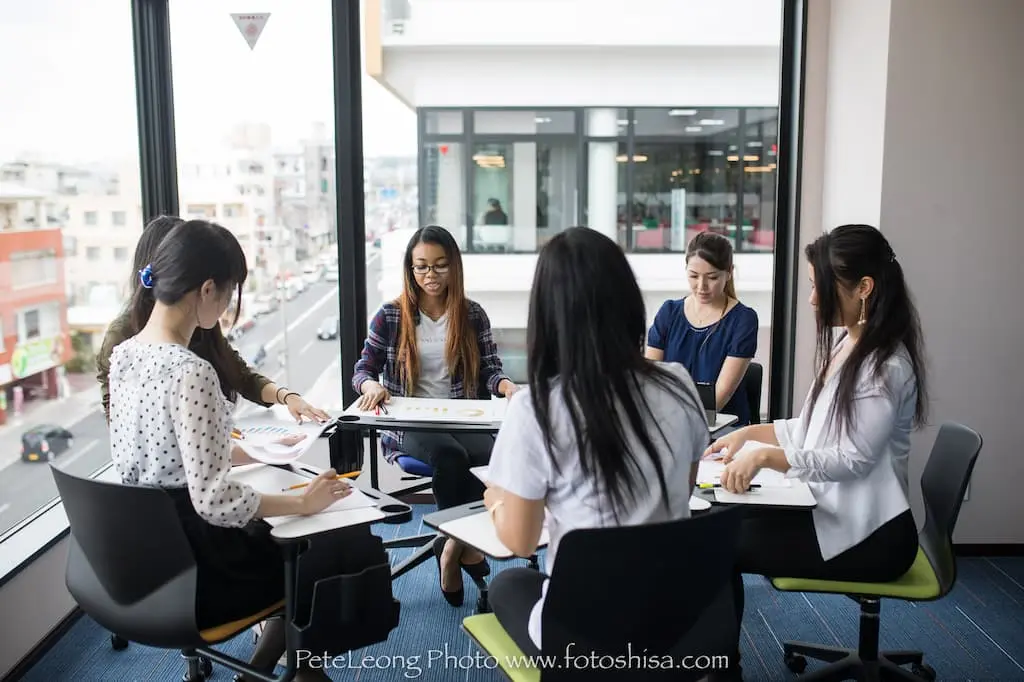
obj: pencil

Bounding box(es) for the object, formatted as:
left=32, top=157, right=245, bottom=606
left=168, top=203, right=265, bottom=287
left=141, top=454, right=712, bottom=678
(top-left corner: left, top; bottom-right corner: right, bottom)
left=283, top=471, right=360, bottom=490
left=230, top=428, right=245, bottom=440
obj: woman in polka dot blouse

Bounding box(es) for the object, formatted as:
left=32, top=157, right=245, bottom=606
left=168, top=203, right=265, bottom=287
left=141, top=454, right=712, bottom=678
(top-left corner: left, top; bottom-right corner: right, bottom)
left=107, top=219, right=347, bottom=681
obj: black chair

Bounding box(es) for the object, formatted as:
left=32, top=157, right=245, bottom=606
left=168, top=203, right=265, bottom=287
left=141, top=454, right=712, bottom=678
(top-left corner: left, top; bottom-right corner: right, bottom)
left=464, top=506, right=744, bottom=680
left=744, top=361, right=762, bottom=425
left=771, top=422, right=983, bottom=681
left=52, top=466, right=399, bottom=682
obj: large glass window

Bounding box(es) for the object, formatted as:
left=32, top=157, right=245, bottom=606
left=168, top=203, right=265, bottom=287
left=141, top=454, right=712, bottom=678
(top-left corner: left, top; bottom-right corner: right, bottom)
left=0, top=0, right=142, bottom=537
left=170, top=1, right=338, bottom=418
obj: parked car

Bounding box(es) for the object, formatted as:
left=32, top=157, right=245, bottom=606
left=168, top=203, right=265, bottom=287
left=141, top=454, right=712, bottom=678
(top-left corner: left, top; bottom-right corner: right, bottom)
left=317, top=317, right=339, bottom=340
left=21, top=424, right=74, bottom=463
left=249, top=345, right=267, bottom=369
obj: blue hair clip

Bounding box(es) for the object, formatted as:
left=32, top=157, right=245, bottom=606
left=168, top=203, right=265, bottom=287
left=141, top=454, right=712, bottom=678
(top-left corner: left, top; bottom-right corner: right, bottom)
left=139, top=264, right=155, bottom=289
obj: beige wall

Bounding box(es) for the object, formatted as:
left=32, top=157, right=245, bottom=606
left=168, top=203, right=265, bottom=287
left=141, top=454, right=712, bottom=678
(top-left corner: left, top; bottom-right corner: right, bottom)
left=799, top=0, right=1024, bottom=543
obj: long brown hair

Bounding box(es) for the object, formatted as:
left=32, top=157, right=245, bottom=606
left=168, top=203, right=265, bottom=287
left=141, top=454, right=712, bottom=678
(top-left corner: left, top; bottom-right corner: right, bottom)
left=396, top=226, right=480, bottom=396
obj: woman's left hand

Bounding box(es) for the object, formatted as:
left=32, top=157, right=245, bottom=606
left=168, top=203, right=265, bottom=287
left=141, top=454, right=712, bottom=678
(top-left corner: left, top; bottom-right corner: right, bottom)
left=284, top=394, right=331, bottom=423
left=720, top=450, right=763, bottom=494
left=499, top=379, right=519, bottom=397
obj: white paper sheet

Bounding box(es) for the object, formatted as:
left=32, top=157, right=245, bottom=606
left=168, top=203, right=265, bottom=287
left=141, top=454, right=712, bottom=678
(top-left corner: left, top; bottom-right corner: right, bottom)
left=340, top=396, right=507, bottom=425
left=232, top=415, right=334, bottom=465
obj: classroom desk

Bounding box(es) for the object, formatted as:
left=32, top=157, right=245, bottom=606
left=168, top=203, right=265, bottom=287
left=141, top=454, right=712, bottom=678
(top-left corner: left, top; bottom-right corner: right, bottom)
left=219, top=463, right=410, bottom=679
left=710, top=413, right=739, bottom=433
left=333, top=397, right=506, bottom=495
left=230, top=462, right=414, bottom=538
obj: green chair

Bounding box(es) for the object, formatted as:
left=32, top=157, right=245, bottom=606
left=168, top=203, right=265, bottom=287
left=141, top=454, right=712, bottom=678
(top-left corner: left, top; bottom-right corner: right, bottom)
left=463, top=507, right=744, bottom=681
left=771, top=422, right=982, bottom=681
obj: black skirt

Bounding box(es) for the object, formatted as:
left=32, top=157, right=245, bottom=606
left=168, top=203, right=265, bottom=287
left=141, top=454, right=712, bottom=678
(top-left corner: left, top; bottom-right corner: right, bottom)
left=166, top=487, right=285, bottom=630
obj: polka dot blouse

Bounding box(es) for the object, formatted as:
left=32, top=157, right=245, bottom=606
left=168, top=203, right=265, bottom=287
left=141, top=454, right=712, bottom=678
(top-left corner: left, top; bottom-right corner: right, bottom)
left=108, top=338, right=260, bottom=527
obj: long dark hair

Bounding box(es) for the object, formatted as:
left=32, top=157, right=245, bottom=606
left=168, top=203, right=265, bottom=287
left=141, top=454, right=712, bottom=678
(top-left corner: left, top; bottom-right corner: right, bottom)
left=128, top=219, right=249, bottom=401
left=527, top=227, right=704, bottom=518
left=686, top=231, right=737, bottom=299
left=395, top=225, right=479, bottom=396
left=805, top=224, right=928, bottom=436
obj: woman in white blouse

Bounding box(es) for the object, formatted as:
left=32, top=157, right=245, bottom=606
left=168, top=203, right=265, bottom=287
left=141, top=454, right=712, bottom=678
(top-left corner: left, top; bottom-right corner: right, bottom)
left=482, top=227, right=710, bottom=656
left=108, top=219, right=350, bottom=681
left=706, top=224, right=928, bottom=680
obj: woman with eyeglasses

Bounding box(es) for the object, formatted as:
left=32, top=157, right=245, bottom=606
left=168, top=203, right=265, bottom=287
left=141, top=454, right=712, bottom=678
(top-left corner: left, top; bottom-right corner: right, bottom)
left=645, top=232, right=759, bottom=426
left=352, top=225, right=518, bottom=606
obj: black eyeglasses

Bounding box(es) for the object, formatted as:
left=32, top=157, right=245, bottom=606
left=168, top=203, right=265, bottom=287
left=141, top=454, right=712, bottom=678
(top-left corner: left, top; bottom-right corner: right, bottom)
left=412, top=264, right=450, bottom=275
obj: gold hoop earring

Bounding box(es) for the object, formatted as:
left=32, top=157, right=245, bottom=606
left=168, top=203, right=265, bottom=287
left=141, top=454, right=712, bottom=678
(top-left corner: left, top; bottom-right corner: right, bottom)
left=858, top=298, right=866, bottom=325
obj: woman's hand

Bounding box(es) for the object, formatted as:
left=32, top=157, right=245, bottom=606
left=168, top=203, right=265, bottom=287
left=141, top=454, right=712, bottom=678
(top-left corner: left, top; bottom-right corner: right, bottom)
left=704, top=428, right=749, bottom=462
left=283, top=394, right=331, bottom=424
left=356, top=382, right=390, bottom=411
left=498, top=379, right=519, bottom=398
left=300, top=469, right=353, bottom=514
left=483, top=484, right=501, bottom=511
left=720, top=452, right=763, bottom=494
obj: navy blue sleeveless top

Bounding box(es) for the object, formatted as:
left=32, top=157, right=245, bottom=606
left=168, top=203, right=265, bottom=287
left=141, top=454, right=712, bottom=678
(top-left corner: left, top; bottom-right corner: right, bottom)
left=647, top=298, right=759, bottom=426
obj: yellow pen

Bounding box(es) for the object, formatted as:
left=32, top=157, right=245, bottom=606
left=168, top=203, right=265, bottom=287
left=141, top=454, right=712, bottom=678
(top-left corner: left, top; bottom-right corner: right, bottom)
left=698, top=483, right=760, bottom=489
left=283, top=471, right=360, bottom=491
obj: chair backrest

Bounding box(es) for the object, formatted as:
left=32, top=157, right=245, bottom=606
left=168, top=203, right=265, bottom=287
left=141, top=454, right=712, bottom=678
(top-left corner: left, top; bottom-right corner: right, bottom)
left=744, top=362, right=762, bottom=424
left=51, top=466, right=200, bottom=642
left=917, top=423, right=983, bottom=596
left=541, top=506, right=744, bottom=680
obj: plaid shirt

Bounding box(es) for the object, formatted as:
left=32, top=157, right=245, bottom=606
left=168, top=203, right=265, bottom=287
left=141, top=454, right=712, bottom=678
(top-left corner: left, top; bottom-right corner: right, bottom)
left=352, top=301, right=510, bottom=462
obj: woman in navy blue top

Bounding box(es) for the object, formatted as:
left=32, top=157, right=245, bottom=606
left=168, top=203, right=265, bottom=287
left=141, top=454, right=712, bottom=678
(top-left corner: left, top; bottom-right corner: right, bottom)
left=645, top=232, right=759, bottom=425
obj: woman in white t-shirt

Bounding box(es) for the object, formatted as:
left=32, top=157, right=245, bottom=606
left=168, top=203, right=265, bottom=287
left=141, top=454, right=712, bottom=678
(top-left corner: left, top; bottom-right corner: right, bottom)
left=483, top=227, right=710, bottom=656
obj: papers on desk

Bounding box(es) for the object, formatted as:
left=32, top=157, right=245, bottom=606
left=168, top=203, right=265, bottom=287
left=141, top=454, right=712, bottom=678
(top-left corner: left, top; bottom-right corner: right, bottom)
left=341, top=396, right=507, bottom=424
left=230, top=464, right=385, bottom=535
left=232, top=415, right=335, bottom=465
left=700, top=441, right=816, bottom=507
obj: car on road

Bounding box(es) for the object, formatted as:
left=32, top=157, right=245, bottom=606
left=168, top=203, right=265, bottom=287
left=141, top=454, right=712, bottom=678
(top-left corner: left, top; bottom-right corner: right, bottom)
left=21, top=424, right=74, bottom=463
left=249, top=345, right=267, bottom=369
left=317, top=317, right=339, bottom=340
left=324, top=269, right=338, bottom=282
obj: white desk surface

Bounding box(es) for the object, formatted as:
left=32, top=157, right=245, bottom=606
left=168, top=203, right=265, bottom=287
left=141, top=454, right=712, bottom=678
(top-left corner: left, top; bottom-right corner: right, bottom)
left=230, top=464, right=387, bottom=539
left=438, top=510, right=550, bottom=560
left=337, top=396, right=507, bottom=426
left=710, top=413, right=739, bottom=433
left=698, top=443, right=817, bottom=508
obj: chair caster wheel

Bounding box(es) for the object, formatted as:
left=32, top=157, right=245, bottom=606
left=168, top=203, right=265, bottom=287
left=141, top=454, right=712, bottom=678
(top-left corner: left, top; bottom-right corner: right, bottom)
left=200, top=657, right=213, bottom=677
left=110, top=634, right=129, bottom=650
left=784, top=652, right=807, bottom=673
left=911, top=662, right=936, bottom=681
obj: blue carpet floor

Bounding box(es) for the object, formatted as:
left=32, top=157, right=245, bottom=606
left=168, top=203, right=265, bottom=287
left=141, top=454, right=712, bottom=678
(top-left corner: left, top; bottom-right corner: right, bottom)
left=21, top=506, right=1024, bottom=681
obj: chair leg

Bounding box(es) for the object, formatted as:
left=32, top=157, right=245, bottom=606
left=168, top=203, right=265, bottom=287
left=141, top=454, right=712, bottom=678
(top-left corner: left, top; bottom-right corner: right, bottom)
left=879, top=651, right=923, bottom=667
left=784, top=641, right=853, bottom=665
left=792, top=657, right=859, bottom=682
left=528, top=554, right=539, bottom=571
left=389, top=537, right=436, bottom=580
left=181, top=650, right=207, bottom=682
left=879, top=658, right=930, bottom=681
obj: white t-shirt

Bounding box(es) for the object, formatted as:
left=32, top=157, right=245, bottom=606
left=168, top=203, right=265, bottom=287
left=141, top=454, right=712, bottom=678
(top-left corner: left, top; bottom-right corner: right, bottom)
left=487, top=362, right=708, bottom=650
left=415, top=312, right=452, bottom=398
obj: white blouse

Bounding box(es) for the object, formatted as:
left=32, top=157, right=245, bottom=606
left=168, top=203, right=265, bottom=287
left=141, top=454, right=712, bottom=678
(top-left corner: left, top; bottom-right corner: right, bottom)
left=776, top=342, right=918, bottom=561
left=108, top=339, right=260, bottom=528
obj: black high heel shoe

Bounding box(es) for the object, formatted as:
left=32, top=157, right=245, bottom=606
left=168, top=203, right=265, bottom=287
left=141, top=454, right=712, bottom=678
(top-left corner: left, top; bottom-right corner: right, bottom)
left=433, top=536, right=464, bottom=607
